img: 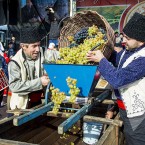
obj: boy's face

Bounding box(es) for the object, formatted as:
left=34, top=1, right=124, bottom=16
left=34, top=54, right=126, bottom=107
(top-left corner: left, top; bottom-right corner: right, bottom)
left=9, top=44, right=13, bottom=48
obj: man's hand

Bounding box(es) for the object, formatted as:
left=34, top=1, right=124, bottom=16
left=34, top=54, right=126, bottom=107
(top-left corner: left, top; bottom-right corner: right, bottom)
left=41, top=76, right=50, bottom=86
left=49, top=8, right=54, bottom=13
left=86, top=50, right=105, bottom=63
left=105, top=110, right=114, bottom=119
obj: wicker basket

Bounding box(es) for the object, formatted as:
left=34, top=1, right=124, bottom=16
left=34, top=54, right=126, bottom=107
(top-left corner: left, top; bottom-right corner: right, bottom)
left=58, top=11, right=115, bottom=59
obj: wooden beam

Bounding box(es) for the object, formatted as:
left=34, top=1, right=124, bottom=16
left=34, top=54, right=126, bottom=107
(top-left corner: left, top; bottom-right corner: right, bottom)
left=47, top=111, right=74, bottom=118
left=0, top=115, right=17, bottom=125
left=96, top=114, right=121, bottom=145
left=101, top=99, right=115, bottom=105
left=95, top=90, right=110, bottom=102
left=83, top=115, right=123, bottom=127
left=13, top=102, right=53, bottom=126
left=0, top=103, right=45, bottom=125
left=58, top=103, right=92, bottom=134
left=0, top=139, right=38, bottom=145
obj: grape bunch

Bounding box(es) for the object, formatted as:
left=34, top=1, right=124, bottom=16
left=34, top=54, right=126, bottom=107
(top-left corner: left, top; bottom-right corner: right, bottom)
left=50, top=77, right=80, bottom=114
left=57, top=25, right=106, bottom=64
left=50, top=87, right=66, bottom=114
left=74, top=27, right=89, bottom=44
left=67, top=36, right=74, bottom=42
left=88, top=25, right=99, bottom=36
left=68, top=43, right=78, bottom=48
left=66, top=77, right=80, bottom=103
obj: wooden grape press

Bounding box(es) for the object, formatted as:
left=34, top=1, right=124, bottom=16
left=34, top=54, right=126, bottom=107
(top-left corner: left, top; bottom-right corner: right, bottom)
left=0, top=63, right=124, bottom=145
left=8, top=64, right=111, bottom=131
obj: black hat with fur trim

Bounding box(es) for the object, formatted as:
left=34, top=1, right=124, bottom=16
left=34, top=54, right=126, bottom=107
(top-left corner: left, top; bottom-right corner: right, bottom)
left=123, top=12, right=145, bottom=42
left=20, top=26, right=42, bottom=44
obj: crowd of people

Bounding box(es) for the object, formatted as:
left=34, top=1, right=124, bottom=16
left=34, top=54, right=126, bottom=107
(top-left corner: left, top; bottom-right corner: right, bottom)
left=0, top=11, right=145, bottom=145
left=0, top=37, right=16, bottom=109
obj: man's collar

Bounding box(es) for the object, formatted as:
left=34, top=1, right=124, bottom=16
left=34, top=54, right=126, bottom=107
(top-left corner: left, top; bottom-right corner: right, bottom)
left=126, top=44, right=145, bottom=53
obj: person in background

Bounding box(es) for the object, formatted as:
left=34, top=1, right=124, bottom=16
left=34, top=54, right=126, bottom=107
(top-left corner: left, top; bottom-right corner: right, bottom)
left=47, top=7, right=61, bottom=47
left=8, top=26, right=50, bottom=109
left=11, top=36, right=19, bottom=54
left=109, top=32, right=124, bottom=66
left=114, top=31, right=120, bottom=45
left=0, top=50, right=8, bottom=108
left=0, top=41, right=10, bottom=100
left=119, top=33, right=123, bottom=42
left=0, top=42, right=5, bottom=52
left=86, top=12, right=145, bottom=145
left=7, top=41, right=15, bottom=59
left=45, top=42, right=60, bottom=62
left=21, top=0, right=41, bottom=25
left=114, top=31, right=123, bottom=53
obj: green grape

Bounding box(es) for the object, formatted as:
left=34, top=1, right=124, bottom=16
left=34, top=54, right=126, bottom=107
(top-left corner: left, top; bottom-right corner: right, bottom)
left=51, top=87, right=66, bottom=114
left=66, top=77, right=80, bottom=103
left=56, top=25, right=106, bottom=64
left=88, top=25, right=99, bottom=36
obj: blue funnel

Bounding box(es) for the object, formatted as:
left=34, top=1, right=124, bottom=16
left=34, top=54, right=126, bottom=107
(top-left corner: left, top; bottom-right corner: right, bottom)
left=43, top=64, right=98, bottom=97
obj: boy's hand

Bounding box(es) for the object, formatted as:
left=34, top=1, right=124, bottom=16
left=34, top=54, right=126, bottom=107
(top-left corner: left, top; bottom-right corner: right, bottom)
left=105, top=110, right=114, bottom=119
left=41, top=76, right=50, bottom=86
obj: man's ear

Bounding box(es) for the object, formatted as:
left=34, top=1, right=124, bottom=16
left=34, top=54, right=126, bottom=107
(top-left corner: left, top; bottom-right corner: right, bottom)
left=20, top=43, right=26, bottom=50
left=139, top=42, right=144, bottom=47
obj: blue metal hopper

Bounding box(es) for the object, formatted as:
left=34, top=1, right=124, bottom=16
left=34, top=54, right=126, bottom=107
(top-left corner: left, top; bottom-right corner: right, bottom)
left=43, top=64, right=98, bottom=97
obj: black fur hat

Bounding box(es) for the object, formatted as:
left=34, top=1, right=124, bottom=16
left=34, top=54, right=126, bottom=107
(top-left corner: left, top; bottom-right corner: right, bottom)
left=20, top=26, right=42, bottom=44
left=123, top=12, right=145, bottom=42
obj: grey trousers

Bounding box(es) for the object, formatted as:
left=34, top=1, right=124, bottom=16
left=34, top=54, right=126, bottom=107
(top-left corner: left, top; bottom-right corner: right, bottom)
left=119, top=109, right=145, bottom=145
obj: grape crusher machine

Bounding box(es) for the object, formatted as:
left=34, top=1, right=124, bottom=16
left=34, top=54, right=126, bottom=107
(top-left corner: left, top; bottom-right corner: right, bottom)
left=11, top=64, right=110, bottom=134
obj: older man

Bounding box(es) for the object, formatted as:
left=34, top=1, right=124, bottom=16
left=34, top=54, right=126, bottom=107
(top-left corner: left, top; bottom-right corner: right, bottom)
left=86, top=12, right=145, bottom=145
left=8, top=26, right=49, bottom=109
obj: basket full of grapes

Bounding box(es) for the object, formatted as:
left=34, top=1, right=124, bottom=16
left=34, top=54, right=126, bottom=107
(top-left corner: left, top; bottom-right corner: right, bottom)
left=58, top=10, right=115, bottom=63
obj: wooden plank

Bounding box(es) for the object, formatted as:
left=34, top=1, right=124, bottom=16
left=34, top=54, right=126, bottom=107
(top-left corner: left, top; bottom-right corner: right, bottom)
left=14, top=117, right=58, bottom=142
left=0, top=122, right=33, bottom=139
left=39, top=130, right=60, bottom=145
left=0, top=120, right=14, bottom=134
left=56, top=124, right=82, bottom=145
left=96, top=124, right=116, bottom=145
left=13, top=102, right=53, bottom=126
left=0, top=116, right=17, bottom=125
left=40, top=119, right=79, bottom=145
left=0, top=139, right=38, bottom=145
left=14, top=116, right=55, bottom=142
left=16, top=126, right=47, bottom=142
left=0, top=103, right=45, bottom=134
left=95, top=90, right=110, bottom=103
left=96, top=114, right=121, bottom=145
left=83, top=115, right=123, bottom=127
left=47, top=111, right=74, bottom=118
left=101, top=99, right=114, bottom=105
left=76, top=140, right=86, bottom=145
left=27, top=118, right=64, bottom=144
left=0, top=116, right=52, bottom=140
left=58, top=103, right=92, bottom=134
